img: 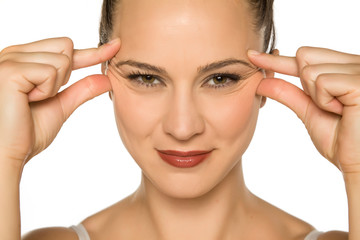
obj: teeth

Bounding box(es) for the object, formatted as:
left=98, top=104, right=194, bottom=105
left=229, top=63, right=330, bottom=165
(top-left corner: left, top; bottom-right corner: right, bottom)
left=176, top=159, right=192, bottom=162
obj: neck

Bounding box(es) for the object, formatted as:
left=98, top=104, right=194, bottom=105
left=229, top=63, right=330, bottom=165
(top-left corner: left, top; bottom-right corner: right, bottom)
left=133, top=160, right=253, bottom=240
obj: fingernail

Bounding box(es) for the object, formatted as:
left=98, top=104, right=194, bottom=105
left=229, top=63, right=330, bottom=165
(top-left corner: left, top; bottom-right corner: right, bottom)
left=248, top=49, right=261, bottom=56
left=106, top=38, right=120, bottom=46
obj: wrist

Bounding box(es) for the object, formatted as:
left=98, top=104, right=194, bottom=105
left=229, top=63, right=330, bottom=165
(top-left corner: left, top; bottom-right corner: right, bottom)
left=343, top=172, right=360, bottom=186
left=0, top=154, right=24, bottom=183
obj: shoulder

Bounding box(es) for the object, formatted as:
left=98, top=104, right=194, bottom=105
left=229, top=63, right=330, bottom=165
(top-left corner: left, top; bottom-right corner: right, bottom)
left=22, top=196, right=133, bottom=240
left=252, top=197, right=348, bottom=240
left=318, top=231, right=348, bottom=240
left=22, top=227, right=78, bottom=240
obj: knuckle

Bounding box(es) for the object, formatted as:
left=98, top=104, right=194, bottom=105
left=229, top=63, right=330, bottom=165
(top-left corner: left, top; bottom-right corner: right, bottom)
left=315, top=74, right=328, bottom=88
left=0, top=45, right=17, bottom=55
left=300, top=65, right=314, bottom=82
left=296, top=46, right=314, bottom=63
left=58, top=53, right=72, bottom=71
left=314, top=74, right=330, bottom=108
left=0, top=60, right=18, bottom=79
left=59, top=37, right=74, bottom=52
left=316, top=95, right=328, bottom=109
left=50, top=89, right=59, bottom=98
left=296, top=47, right=306, bottom=58
left=0, top=59, right=15, bottom=69
left=40, top=65, right=58, bottom=88
left=35, top=67, right=57, bottom=99
left=46, top=65, right=58, bottom=80
left=0, top=52, right=17, bottom=63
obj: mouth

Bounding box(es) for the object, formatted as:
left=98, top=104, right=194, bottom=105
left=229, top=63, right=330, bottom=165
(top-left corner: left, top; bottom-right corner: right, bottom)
left=156, top=149, right=213, bottom=168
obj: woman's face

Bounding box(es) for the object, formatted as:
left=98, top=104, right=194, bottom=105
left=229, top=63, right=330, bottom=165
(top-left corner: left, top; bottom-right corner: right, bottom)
left=107, top=0, right=265, bottom=198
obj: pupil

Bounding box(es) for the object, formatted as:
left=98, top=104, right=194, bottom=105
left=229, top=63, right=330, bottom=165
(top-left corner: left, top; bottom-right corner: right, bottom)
left=143, top=75, right=154, bottom=83
left=215, top=76, right=225, bottom=84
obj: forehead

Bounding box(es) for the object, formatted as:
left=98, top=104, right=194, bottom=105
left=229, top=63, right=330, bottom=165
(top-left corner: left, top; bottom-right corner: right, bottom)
left=112, top=0, right=261, bottom=65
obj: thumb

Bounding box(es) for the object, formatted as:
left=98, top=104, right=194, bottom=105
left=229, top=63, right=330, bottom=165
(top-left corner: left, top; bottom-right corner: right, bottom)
left=257, top=78, right=311, bottom=123
left=57, top=74, right=112, bottom=120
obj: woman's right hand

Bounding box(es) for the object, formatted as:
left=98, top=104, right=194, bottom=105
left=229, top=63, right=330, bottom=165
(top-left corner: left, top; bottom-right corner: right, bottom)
left=0, top=37, right=120, bottom=170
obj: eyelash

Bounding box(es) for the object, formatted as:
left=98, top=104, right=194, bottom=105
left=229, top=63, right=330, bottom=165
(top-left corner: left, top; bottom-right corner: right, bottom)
left=125, top=70, right=243, bottom=90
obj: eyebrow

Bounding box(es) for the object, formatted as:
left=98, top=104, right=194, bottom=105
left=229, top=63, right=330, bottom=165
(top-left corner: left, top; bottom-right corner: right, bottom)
left=115, top=58, right=255, bottom=75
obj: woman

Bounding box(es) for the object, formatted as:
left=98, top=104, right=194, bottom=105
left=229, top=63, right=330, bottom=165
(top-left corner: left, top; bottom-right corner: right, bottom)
left=0, top=0, right=358, bottom=239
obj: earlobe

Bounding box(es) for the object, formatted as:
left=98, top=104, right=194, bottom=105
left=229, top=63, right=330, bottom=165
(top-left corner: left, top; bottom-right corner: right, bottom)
left=101, top=62, right=106, bottom=75
left=260, top=96, right=267, bottom=108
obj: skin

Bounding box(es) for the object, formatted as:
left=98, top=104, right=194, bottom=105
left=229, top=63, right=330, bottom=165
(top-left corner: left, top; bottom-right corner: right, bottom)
left=109, top=0, right=264, bottom=199
left=0, top=0, right=357, bottom=239
left=81, top=0, right=315, bottom=239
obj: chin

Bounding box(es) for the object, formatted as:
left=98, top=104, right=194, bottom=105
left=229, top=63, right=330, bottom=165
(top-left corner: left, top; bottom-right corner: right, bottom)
left=162, top=182, right=213, bottom=200
left=141, top=161, right=235, bottom=200
left=155, top=182, right=215, bottom=200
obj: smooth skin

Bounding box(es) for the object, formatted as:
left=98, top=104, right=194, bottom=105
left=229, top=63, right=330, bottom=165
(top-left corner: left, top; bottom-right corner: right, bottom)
left=249, top=47, right=360, bottom=239
left=0, top=37, right=121, bottom=240
left=97, top=0, right=317, bottom=239
left=0, top=3, right=358, bottom=240
left=11, top=46, right=353, bottom=240
left=0, top=43, right=354, bottom=240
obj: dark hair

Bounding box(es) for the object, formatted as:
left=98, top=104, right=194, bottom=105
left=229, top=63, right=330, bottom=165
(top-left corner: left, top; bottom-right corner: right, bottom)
left=248, top=0, right=276, bottom=53
left=99, top=0, right=275, bottom=53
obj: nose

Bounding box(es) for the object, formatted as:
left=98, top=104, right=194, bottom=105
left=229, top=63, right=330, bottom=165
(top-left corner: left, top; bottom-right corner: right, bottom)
left=162, top=88, right=205, bottom=141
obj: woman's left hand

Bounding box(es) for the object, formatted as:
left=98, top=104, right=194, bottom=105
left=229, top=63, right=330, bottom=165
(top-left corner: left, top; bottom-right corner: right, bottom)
left=248, top=47, right=360, bottom=175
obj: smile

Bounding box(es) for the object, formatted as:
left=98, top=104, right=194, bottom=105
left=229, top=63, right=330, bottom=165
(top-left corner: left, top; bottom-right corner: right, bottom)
left=156, top=150, right=213, bottom=168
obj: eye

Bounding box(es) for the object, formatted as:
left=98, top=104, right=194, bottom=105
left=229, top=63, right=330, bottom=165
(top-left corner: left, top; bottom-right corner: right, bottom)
left=127, top=72, right=164, bottom=88
left=140, top=75, right=157, bottom=84
left=211, top=76, right=231, bottom=84
left=125, top=71, right=244, bottom=89
left=204, top=73, right=242, bottom=89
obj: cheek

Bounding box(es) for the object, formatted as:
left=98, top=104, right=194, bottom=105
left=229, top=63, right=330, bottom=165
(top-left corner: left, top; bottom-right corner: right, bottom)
left=109, top=71, right=262, bottom=155
left=201, top=77, right=262, bottom=150
left=109, top=74, right=166, bottom=151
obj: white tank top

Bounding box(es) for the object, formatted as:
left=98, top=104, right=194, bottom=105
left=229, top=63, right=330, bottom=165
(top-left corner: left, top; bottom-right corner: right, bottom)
left=70, top=223, right=323, bottom=240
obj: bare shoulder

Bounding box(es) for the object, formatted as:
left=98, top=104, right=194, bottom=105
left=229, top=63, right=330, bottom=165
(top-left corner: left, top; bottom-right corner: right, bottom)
left=22, top=195, right=135, bottom=240
left=318, top=231, right=348, bottom=240
left=252, top=196, right=350, bottom=240
left=22, top=227, right=78, bottom=240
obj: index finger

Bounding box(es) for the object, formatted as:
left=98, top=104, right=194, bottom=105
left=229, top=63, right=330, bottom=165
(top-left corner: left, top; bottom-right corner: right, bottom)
left=72, top=38, right=121, bottom=70
left=248, top=47, right=360, bottom=78
left=248, top=50, right=299, bottom=77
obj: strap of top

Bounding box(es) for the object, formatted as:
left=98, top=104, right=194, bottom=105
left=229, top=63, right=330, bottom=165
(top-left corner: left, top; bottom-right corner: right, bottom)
left=70, top=223, right=322, bottom=240
left=304, top=230, right=323, bottom=240
left=70, top=224, right=91, bottom=240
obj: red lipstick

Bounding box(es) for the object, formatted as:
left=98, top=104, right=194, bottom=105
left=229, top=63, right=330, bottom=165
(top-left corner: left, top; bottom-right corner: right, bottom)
left=157, top=150, right=212, bottom=168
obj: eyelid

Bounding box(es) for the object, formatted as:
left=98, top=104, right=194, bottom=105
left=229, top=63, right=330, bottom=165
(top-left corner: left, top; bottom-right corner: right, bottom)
left=203, top=73, right=240, bottom=83
left=109, top=57, right=262, bottom=84
left=241, top=67, right=262, bottom=78
left=128, top=71, right=165, bottom=82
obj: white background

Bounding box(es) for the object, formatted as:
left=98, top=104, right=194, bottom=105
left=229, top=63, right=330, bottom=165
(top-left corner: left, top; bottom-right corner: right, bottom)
left=0, top=0, right=359, bottom=235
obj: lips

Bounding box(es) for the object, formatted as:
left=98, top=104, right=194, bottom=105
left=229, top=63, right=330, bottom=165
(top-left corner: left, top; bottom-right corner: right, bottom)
left=157, top=149, right=212, bottom=168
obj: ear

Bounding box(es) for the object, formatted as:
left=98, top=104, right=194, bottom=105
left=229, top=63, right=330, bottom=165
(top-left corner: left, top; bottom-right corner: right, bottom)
left=260, top=96, right=267, bottom=108
left=259, top=49, right=279, bottom=109
left=101, top=61, right=113, bottom=101
left=101, top=62, right=106, bottom=75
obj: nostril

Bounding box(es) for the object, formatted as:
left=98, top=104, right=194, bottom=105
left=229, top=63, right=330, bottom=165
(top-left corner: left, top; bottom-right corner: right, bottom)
left=162, top=116, right=205, bottom=141
left=162, top=92, right=205, bottom=141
